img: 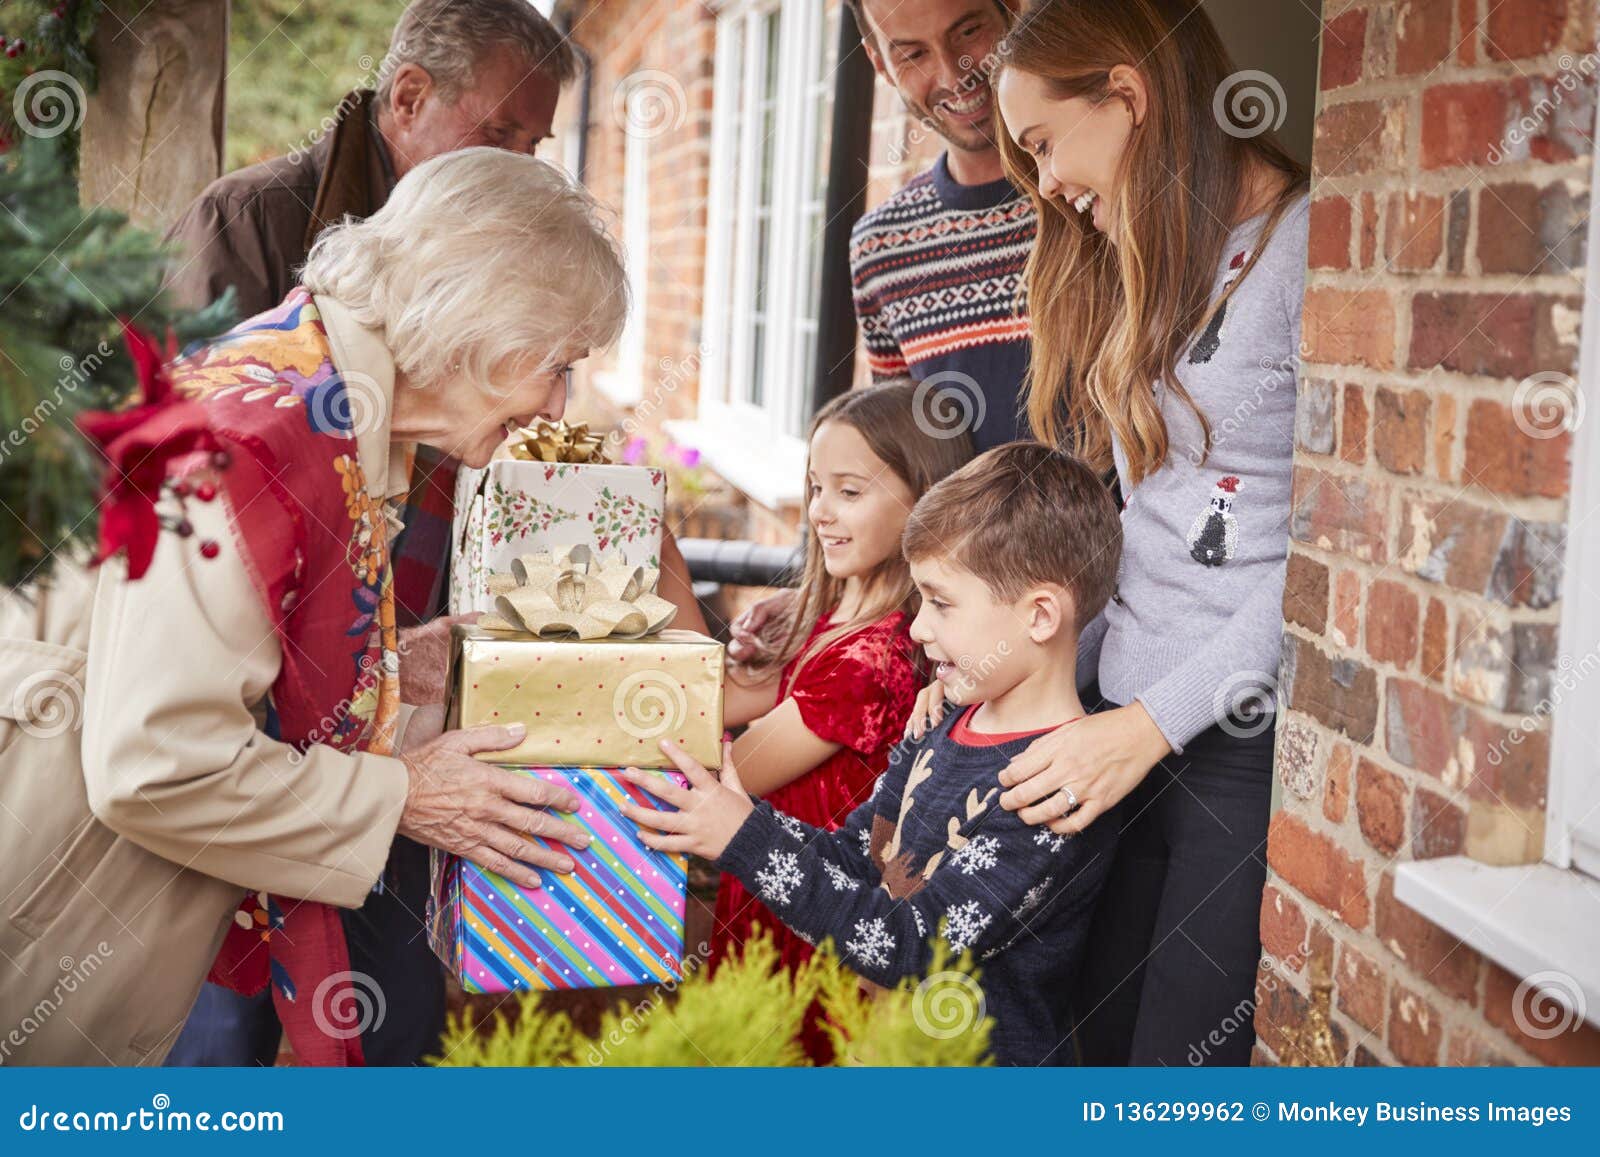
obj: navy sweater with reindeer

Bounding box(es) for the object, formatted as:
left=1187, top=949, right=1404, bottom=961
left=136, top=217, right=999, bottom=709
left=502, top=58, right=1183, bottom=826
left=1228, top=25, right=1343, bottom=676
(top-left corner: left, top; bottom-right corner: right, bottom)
left=716, top=706, right=1116, bottom=1066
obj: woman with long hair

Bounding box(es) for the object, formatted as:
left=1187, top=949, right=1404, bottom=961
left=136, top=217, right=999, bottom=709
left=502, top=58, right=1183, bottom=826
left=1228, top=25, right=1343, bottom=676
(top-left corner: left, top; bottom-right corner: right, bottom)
left=986, top=0, right=1309, bottom=1064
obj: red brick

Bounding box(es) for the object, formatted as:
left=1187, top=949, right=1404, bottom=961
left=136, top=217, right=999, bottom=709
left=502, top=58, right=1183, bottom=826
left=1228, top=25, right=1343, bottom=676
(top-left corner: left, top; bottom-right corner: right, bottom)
left=1356, top=758, right=1408, bottom=855
left=1333, top=568, right=1362, bottom=646
left=1284, top=552, right=1330, bottom=634
left=1291, top=466, right=1389, bottom=564
left=1367, top=579, right=1421, bottom=667
left=1375, top=874, right=1482, bottom=1004
left=1465, top=713, right=1550, bottom=811
left=1314, top=99, right=1404, bottom=177
left=1260, top=884, right=1310, bottom=968
left=1336, top=942, right=1388, bottom=1033
left=1409, top=293, right=1534, bottom=378
left=1284, top=635, right=1380, bottom=744
left=1433, top=392, right=1458, bottom=482
left=1483, top=962, right=1600, bottom=1064
left=1395, top=493, right=1510, bottom=597
left=1388, top=982, right=1444, bottom=1065
left=1373, top=387, right=1430, bottom=476
left=1385, top=191, right=1445, bottom=272
left=1304, top=288, right=1396, bottom=369
left=1255, top=972, right=1353, bottom=1063
left=1321, top=8, right=1368, bottom=89
left=1341, top=384, right=1369, bottom=464
left=1479, top=181, right=1587, bottom=276
left=1484, top=0, right=1569, bottom=61
left=1422, top=80, right=1514, bottom=168
left=1412, top=787, right=1466, bottom=859
left=1396, top=0, right=1457, bottom=75
left=1446, top=1028, right=1515, bottom=1066
left=1358, top=190, right=1381, bottom=269
left=1385, top=677, right=1463, bottom=778
left=1308, top=196, right=1353, bottom=269
left=1324, top=742, right=1353, bottom=823
left=1267, top=811, right=1371, bottom=929
left=1420, top=598, right=1450, bottom=684
left=1463, top=398, right=1574, bottom=499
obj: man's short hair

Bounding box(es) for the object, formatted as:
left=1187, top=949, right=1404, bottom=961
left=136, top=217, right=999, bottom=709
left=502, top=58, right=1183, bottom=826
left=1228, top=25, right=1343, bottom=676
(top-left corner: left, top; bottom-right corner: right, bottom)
left=902, top=443, right=1122, bottom=631
left=845, top=0, right=1014, bottom=49
left=377, top=0, right=579, bottom=106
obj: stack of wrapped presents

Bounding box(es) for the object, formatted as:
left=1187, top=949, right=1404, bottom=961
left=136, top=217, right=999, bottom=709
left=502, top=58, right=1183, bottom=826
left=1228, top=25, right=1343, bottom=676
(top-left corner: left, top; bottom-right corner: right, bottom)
left=429, top=421, right=724, bottom=993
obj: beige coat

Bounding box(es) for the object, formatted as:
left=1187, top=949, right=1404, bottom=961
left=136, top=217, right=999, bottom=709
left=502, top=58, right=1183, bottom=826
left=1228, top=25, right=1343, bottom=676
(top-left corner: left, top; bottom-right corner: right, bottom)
left=0, top=297, right=411, bottom=1065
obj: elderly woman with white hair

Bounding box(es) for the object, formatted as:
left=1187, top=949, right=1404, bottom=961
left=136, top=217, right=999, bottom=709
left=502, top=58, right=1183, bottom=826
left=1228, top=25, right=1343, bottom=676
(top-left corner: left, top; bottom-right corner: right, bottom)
left=0, top=149, right=626, bottom=1066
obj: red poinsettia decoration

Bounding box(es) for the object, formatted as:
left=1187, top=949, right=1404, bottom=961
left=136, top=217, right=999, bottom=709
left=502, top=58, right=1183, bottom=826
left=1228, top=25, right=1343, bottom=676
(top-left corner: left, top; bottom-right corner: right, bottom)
left=75, top=322, right=226, bottom=579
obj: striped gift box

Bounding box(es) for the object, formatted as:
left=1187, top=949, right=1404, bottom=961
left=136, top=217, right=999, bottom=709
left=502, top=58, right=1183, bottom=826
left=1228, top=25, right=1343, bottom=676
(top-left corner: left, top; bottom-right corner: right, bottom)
left=429, top=766, right=688, bottom=992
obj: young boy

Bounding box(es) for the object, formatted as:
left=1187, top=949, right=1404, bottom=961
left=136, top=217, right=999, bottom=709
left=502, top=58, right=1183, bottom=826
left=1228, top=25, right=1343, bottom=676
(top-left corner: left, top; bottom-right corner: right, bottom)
left=620, top=444, right=1123, bottom=1065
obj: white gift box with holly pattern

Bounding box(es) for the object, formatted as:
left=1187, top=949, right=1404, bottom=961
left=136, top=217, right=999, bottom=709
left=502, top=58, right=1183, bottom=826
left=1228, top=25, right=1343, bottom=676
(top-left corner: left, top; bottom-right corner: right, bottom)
left=449, top=459, right=666, bottom=616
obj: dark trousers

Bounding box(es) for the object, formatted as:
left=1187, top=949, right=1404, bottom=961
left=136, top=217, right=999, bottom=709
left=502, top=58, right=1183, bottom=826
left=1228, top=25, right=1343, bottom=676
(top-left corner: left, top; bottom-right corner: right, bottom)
left=164, top=837, right=445, bottom=1066
left=1072, top=700, right=1275, bottom=1067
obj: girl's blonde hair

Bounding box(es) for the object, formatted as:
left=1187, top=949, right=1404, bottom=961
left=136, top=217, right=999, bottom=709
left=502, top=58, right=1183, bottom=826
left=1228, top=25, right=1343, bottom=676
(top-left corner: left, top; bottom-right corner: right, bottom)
left=748, top=380, right=974, bottom=685
left=995, top=0, right=1307, bottom=485
left=300, top=147, right=628, bottom=393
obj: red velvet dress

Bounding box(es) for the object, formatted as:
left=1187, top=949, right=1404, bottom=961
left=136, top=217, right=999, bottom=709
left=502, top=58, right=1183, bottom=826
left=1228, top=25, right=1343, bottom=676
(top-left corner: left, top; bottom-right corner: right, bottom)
left=712, top=610, right=921, bottom=1054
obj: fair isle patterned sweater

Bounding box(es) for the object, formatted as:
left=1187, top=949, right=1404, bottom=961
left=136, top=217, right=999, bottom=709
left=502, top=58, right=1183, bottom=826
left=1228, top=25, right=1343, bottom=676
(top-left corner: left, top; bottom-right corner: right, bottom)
left=849, top=153, right=1035, bottom=452
left=716, top=707, right=1115, bottom=1066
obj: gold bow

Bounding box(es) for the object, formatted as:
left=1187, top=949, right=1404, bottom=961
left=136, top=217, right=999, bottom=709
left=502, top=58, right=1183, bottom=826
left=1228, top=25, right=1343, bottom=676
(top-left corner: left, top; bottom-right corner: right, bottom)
left=478, top=545, right=678, bottom=640
left=506, top=418, right=612, bottom=464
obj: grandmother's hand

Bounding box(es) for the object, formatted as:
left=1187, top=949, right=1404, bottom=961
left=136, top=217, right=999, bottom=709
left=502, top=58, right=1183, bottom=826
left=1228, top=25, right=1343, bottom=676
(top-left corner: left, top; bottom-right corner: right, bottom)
left=398, top=613, right=479, bottom=706
left=397, top=722, right=591, bottom=889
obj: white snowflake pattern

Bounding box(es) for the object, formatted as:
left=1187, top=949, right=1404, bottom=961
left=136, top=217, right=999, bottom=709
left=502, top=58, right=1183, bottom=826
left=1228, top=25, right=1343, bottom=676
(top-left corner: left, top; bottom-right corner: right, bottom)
left=869, top=773, right=886, bottom=799
left=844, top=917, right=896, bottom=969
left=754, top=850, right=804, bottom=906
left=951, top=835, right=1000, bottom=875
left=1033, top=829, right=1067, bottom=854
left=1012, top=876, right=1054, bottom=919
left=942, top=899, right=993, bottom=955
left=777, top=813, right=807, bottom=843
left=911, top=906, right=927, bottom=938
left=857, top=826, right=873, bottom=858
left=822, top=861, right=860, bottom=892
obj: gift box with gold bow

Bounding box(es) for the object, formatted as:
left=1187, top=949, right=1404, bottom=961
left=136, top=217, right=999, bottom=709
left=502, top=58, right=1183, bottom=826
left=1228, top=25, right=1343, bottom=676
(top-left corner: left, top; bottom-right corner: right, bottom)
left=448, top=546, right=724, bottom=769
left=450, top=419, right=665, bottom=616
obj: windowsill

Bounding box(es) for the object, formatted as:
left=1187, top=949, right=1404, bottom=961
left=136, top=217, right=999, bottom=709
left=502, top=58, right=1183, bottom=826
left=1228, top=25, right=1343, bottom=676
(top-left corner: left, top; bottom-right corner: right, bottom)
left=663, top=417, right=805, bottom=510
left=1394, top=856, right=1600, bottom=1028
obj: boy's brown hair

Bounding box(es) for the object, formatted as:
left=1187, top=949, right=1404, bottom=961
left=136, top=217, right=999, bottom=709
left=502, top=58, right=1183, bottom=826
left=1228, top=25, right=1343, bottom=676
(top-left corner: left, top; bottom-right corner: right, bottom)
left=902, top=442, right=1122, bottom=630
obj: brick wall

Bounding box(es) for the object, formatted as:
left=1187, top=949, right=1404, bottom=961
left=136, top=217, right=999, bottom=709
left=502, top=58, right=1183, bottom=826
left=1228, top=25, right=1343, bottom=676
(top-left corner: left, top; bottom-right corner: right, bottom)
left=1257, top=0, right=1600, bottom=1066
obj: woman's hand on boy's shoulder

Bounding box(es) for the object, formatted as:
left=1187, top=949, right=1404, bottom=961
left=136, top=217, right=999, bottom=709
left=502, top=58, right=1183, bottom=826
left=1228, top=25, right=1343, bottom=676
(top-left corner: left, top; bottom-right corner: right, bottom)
left=903, top=678, right=949, bottom=741
left=620, top=739, right=755, bottom=861
left=996, top=703, right=1171, bottom=836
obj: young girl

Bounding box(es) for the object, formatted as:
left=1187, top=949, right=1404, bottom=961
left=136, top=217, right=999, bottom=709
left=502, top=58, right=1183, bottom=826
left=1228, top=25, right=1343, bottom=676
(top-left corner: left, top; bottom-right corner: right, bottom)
left=958, top=0, right=1309, bottom=1066
left=713, top=382, right=972, bottom=1033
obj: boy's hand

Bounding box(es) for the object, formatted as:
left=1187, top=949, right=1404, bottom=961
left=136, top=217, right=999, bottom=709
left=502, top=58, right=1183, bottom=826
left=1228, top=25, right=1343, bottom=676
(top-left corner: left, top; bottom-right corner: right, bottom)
left=620, top=739, right=753, bottom=860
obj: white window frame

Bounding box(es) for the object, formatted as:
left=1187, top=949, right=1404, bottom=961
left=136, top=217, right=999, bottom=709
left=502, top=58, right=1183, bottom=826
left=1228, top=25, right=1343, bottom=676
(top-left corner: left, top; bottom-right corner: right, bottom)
left=596, top=78, right=654, bottom=405
left=668, top=0, right=830, bottom=509
left=1394, top=92, right=1600, bottom=1030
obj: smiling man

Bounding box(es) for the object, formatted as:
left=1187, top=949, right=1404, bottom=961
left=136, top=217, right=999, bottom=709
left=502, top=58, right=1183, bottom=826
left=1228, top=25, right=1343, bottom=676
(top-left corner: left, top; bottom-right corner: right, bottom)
left=847, top=0, right=1034, bottom=452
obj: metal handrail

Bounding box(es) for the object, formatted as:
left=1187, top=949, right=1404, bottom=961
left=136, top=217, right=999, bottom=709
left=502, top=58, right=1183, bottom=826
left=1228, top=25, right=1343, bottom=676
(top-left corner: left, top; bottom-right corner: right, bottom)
left=679, top=537, right=802, bottom=589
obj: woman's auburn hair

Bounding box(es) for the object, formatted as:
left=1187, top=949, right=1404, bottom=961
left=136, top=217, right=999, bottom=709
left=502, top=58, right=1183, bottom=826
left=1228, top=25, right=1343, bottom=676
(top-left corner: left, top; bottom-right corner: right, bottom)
left=995, top=0, right=1308, bottom=486
left=740, top=380, right=974, bottom=688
